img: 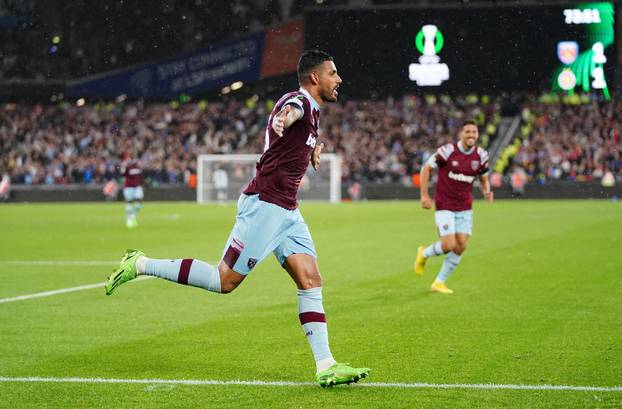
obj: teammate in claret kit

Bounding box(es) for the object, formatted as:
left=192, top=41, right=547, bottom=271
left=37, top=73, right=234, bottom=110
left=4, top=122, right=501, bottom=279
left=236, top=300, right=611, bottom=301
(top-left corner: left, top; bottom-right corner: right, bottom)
left=415, top=120, right=494, bottom=294
left=120, top=153, right=144, bottom=229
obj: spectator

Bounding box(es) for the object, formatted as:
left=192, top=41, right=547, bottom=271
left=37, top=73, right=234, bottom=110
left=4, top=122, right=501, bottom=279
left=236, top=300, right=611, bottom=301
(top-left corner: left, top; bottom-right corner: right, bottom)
left=0, top=94, right=500, bottom=187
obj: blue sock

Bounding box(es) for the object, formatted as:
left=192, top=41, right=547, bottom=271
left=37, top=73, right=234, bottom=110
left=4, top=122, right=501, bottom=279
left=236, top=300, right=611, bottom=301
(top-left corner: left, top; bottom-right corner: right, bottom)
left=133, top=202, right=142, bottom=216
left=423, top=241, right=444, bottom=258
left=125, top=203, right=135, bottom=221
left=298, top=287, right=335, bottom=370
left=436, top=252, right=462, bottom=282
left=145, top=258, right=221, bottom=293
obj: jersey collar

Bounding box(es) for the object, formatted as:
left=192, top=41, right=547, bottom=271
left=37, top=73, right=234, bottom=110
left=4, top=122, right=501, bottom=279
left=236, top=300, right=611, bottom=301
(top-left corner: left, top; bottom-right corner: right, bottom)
left=299, top=87, right=321, bottom=111
left=457, top=141, right=475, bottom=155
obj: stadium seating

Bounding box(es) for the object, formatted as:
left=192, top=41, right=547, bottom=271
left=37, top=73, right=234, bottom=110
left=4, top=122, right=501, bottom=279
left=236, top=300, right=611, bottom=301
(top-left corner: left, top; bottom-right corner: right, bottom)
left=1, top=94, right=619, bottom=187
left=510, top=97, right=621, bottom=183
left=1, top=94, right=499, bottom=185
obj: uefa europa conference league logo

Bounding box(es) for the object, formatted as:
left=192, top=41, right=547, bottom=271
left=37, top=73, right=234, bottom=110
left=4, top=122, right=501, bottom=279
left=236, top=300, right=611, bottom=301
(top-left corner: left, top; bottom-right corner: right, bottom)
left=408, top=25, right=449, bottom=86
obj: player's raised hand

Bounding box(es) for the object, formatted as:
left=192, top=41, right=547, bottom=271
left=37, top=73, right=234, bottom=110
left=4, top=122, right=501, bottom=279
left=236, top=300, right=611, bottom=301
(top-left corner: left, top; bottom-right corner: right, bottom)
left=272, top=105, right=292, bottom=136
left=311, top=142, right=324, bottom=170
left=484, top=190, right=494, bottom=203
left=421, top=194, right=433, bottom=209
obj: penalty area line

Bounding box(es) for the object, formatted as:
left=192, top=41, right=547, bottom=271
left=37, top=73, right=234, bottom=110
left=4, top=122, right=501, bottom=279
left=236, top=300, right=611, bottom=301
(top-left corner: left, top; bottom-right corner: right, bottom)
left=0, top=376, right=620, bottom=392
left=0, top=276, right=153, bottom=304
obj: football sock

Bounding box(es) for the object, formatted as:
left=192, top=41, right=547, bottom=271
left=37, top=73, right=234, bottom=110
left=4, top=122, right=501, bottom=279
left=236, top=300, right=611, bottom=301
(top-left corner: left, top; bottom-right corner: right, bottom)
left=436, top=251, right=462, bottom=282
left=133, top=202, right=142, bottom=215
left=125, top=203, right=135, bottom=221
left=143, top=257, right=221, bottom=293
left=423, top=241, right=444, bottom=258
left=297, top=287, right=336, bottom=372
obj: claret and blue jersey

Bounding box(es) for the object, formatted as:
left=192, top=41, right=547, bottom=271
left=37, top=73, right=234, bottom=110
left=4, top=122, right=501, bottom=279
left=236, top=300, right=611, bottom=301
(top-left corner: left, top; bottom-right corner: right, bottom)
left=224, top=88, right=322, bottom=275
left=244, top=88, right=321, bottom=210
left=428, top=142, right=489, bottom=212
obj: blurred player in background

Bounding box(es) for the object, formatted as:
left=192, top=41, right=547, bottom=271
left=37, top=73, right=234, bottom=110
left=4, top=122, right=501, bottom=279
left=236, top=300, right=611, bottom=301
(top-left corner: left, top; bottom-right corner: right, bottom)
left=415, top=120, right=494, bottom=294
left=0, top=173, right=11, bottom=201
left=120, top=151, right=144, bottom=228
left=213, top=167, right=229, bottom=203
left=105, top=50, right=370, bottom=387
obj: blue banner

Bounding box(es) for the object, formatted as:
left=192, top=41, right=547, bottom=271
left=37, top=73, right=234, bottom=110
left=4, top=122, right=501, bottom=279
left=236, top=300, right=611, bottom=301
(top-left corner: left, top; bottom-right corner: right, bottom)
left=67, top=33, right=264, bottom=98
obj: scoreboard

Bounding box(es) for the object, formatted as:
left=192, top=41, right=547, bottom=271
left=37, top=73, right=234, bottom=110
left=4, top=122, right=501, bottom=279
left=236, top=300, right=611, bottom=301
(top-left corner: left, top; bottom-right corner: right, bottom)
left=305, top=2, right=616, bottom=98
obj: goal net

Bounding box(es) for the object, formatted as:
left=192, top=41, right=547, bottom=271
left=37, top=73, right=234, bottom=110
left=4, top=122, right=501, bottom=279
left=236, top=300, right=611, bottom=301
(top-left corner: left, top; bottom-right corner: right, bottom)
left=197, top=154, right=342, bottom=204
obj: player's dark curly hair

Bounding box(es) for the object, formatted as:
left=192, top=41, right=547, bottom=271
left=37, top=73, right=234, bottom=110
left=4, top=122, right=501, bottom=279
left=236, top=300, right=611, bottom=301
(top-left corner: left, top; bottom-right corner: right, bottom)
left=297, top=50, right=333, bottom=84
left=461, top=119, right=478, bottom=129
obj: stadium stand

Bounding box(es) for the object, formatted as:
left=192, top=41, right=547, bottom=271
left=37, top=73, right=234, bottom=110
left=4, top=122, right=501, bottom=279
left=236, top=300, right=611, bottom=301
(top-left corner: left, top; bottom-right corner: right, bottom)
left=1, top=0, right=286, bottom=79
left=0, top=94, right=499, bottom=186
left=511, top=98, right=621, bottom=183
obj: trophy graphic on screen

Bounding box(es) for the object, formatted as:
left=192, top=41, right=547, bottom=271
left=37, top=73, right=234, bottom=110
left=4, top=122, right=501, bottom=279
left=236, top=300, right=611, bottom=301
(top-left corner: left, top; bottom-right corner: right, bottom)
left=408, top=24, right=449, bottom=86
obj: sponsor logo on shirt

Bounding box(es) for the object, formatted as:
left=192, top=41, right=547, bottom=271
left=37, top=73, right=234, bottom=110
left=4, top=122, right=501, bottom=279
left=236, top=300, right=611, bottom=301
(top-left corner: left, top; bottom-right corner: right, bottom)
left=448, top=171, right=475, bottom=183
left=306, top=133, right=316, bottom=148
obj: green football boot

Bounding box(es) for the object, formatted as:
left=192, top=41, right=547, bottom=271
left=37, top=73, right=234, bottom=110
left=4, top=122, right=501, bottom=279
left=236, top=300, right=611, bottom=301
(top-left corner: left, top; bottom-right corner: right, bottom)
left=126, top=217, right=138, bottom=229
left=315, top=363, right=370, bottom=388
left=105, top=249, right=144, bottom=295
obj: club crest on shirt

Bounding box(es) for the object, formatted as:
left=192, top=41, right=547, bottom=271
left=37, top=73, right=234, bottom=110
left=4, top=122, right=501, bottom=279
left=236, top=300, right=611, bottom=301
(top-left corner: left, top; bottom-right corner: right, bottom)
left=247, top=258, right=257, bottom=270
left=471, top=160, right=480, bottom=171
left=443, top=224, right=449, bottom=231
left=451, top=160, right=459, bottom=167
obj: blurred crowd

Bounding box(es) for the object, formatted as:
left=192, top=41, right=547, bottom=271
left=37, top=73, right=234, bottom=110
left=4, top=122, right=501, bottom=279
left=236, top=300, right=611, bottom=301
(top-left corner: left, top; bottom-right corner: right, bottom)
left=322, top=94, right=498, bottom=183
left=0, top=99, right=266, bottom=185
left=2, top=93, right=620, bottom=189
left=0, top=94, right=498, bottom=186
left=510, top=98, right=621, bottom=184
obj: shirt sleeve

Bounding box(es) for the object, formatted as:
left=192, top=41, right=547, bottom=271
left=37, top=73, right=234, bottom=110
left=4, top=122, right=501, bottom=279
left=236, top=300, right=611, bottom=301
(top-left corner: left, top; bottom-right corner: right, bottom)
left=477, top=148, right=490, bottom=175
left=283, top=96, right=304, bottom=116
left=426, top=153, right=439, bottom=169
left=431, top=144, right=453, bottom=168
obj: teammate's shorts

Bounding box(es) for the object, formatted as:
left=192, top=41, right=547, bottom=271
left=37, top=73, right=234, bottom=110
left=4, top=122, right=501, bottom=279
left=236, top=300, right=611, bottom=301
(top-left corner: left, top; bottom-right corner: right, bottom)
left=435, top=210, right=473, bottom=236
left=123, top=186, right=144, bottom=202
left=221, top=194, right=317, bottom=275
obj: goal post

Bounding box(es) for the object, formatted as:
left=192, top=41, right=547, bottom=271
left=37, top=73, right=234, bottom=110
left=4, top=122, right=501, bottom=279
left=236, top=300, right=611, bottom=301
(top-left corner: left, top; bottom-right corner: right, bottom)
left=197, top=154, right=342, bottom=204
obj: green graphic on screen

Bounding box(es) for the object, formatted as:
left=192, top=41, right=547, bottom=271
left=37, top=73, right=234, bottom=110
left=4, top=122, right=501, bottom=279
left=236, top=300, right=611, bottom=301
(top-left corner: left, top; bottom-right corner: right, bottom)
left=551, top=2, right=615, bottom=99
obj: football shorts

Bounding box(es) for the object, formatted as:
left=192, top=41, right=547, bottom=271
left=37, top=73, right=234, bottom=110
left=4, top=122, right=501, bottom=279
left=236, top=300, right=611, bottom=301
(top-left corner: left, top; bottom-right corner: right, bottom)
left=123, top=186, right=144, bottom=202
left=434, top=210, right=473, bottom=236
left=221, top=194, right=317, bottom=275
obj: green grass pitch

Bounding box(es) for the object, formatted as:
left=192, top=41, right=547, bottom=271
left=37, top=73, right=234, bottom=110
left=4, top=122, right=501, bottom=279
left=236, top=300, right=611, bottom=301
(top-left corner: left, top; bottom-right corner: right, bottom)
left=0, top=200, right=620, bottom=408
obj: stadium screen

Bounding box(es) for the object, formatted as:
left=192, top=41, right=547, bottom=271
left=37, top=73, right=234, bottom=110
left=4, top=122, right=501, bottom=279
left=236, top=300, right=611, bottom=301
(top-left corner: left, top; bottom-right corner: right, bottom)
left=306, top=2, right=616, bottom=98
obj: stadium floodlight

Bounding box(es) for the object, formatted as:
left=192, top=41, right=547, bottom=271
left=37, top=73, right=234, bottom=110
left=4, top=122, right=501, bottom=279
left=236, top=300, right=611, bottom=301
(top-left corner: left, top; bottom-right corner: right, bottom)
left=197, top=154, right=342, bottom=204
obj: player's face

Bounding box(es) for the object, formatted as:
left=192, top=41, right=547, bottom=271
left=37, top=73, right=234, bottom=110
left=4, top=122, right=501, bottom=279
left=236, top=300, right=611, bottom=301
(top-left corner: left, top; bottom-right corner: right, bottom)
left=317, top=61, right=342, bottom=103
left=459, top=124, right=479, bottom=148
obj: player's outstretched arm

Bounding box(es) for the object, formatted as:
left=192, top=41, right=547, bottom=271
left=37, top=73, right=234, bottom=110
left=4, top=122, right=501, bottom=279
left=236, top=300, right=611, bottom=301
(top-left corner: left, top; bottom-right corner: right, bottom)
left=479, top=174, right=494, bottom=203
left=272, top=104, right=303, bottom=137
left=420, top=163, right=433, bottom=209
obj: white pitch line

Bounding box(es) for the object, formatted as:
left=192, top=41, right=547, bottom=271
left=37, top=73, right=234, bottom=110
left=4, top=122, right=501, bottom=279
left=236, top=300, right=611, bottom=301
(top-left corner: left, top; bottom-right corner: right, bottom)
left=0, top=276, right=153, bottom=304
left=0, top=376, right=620, bottom=392
left=0, top=260, right=115, bottom=266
